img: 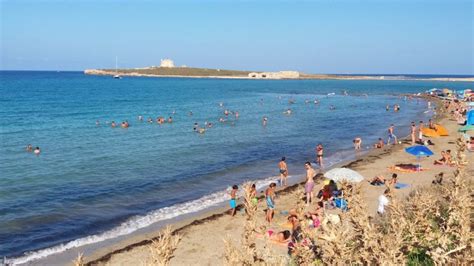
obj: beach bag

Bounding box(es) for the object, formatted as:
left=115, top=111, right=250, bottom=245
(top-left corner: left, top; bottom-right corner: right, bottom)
left=334, top=198, right=348, bottom=211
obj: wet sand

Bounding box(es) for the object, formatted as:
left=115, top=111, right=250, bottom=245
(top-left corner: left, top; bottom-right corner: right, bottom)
left=81, top=97, right=472, bottom=266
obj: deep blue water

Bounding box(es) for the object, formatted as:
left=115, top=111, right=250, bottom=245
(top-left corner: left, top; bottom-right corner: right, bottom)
left=0, top=71, right=472, bottom=261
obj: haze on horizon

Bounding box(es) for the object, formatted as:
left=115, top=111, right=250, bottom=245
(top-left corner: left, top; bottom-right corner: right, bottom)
left=1, top=0, right=473, bottom=75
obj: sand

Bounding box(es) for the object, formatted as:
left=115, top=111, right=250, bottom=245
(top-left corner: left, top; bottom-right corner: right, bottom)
left=82, top=97, right=472, bottom=266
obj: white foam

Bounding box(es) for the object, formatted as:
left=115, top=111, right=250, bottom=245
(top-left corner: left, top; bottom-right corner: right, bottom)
left=7, top=176, right=283, bottom=265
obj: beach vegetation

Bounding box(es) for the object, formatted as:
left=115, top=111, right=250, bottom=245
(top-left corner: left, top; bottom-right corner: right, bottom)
left=146, top=226, right=182, bottom=266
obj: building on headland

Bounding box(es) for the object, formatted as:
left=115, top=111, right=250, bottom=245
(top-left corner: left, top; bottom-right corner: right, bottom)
left=248, top=71, right=300, bottom=79
left=160, top=59, right=175, bottom=68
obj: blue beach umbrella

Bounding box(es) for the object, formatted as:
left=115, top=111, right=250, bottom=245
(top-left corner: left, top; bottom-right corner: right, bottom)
left=405, top=145, right=434, bottom=171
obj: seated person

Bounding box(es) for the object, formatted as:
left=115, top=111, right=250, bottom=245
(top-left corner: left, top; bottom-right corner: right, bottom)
left=317, top=185, right=334, bottom=203
left=468, top=137, right=474, bottom=151
left=434, top=151, right=447, bottom=165
left=373, top=138, right=385, bottom=149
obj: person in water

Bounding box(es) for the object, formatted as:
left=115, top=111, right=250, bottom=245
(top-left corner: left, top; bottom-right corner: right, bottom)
left=278, top=157, right=288, bottom=186
left=304, top=162, right=316, bottom=205
left=34, top=146, right=41, bottom=155
left=168, top=117, right=173, bottom=123
left=26, top=144, right=33, bottom=152
left=111, top=121, right=116, bottom=128
left=262, top=116, right=268, bottom=126
left=353, top=137, right=362, bottom=150
left=265, top=183, right=276, bottom=223
left=316, top=144, right=324, bottom=168
left=230, top=185, right=238, bottom=216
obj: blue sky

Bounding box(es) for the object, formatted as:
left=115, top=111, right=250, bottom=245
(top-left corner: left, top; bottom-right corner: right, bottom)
left=1, top=0, right=472, bottom=74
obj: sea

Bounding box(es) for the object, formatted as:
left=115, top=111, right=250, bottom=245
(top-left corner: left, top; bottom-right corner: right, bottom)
left=0, top=71, right=472, bottom=264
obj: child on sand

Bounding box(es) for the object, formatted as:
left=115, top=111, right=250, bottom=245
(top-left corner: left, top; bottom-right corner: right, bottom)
left=229, top=185, right=238, bottom=216
left=377, top=189, right=390, bottom=215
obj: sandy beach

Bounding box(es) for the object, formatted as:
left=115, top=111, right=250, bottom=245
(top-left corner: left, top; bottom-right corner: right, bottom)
left=80, top=96, right=472, bottom=266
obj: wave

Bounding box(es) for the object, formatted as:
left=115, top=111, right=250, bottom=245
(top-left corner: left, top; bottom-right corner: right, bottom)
left=7, top=175, right=283, bottom=265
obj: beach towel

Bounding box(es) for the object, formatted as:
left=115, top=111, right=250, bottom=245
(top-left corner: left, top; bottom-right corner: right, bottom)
left=434, top=124, right=449, bottom=136
left=395, top=183, right=409, bottom=189
left=421, top=128, right=440, bottom=137
left=388, top=164, right=429, bottom=173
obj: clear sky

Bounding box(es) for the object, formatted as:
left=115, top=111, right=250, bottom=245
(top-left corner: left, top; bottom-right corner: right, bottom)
left=1, top=0, right=473, bottom=74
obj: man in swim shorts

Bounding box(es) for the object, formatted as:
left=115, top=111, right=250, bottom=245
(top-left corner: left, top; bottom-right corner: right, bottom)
left=278, top=157, right=288, bottom=186
left=265, top=183, right=276, bottom=223
left=305, top=162, right=316, bottom=205
left=387, top=124, right=398, bottom=145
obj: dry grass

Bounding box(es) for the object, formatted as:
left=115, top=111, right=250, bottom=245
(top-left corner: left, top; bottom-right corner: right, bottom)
left=146, top=226, right=182, bottom=266
left=72, top=253, right=85, bottom=266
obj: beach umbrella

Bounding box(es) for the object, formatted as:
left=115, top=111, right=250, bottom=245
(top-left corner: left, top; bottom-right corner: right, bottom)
left=458, top=125, right=474, bottom=132
left=467, top=110, right=474, bottom=125
left=324, top=168, right=364, bottom=183
left=405, top=145, right=434, bottom=171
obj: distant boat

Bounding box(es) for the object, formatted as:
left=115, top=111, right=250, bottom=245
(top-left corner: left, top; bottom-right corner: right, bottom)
left=114, top=56, right=122, bottom=79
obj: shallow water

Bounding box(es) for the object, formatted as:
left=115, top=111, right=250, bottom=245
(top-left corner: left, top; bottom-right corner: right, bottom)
left=0, top=71, right=471, bottom=261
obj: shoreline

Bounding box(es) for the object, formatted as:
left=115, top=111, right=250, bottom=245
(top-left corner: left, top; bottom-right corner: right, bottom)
left=81, top=96, right=439, bottom=265
left=83, top=69, right=474, bottom=82
left=8, top=95, right=452, bottom=265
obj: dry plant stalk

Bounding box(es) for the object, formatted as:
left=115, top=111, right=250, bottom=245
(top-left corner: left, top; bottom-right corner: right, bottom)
left=147, top=226, right=182, bottom=266
left=72, top=252, right=85, bottom=266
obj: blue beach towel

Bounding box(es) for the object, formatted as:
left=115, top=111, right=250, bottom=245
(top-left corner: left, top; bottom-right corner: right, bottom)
left=395, top=183, right=409, bottom=189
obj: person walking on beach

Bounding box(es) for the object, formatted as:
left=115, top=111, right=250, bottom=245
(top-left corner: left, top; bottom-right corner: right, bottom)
left=410, top=122, right=416, bottom=144
left=229, top=185, right=238, bottom=216
left=387, top=124, right=398, bottom=145
left=279, top=157, right=288, bottom=187
left=315, top=144, right=324, bottom=168
left=265, top=183, right=276, bottom=223
left=304, top=162, right=316, bottom=205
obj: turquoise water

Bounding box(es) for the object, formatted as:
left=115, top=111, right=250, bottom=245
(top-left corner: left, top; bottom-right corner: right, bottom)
left=0, top=71, right=471, bottom=261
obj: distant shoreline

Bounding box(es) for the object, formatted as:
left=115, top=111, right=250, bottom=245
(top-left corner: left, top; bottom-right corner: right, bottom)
left=83, top=68, right=474, bottom=82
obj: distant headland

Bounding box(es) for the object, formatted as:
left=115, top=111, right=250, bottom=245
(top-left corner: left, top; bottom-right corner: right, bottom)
left=84, top=58, right=474, bottom=81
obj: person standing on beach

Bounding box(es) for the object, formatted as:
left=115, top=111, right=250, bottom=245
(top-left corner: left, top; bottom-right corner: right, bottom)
left=315, top=144, right=324, bottom=168
left=229, top=185, right=238, bottom=216
left=387, top=124, right=398, bottom=145
left=304, top=162, right=316, bottom=205
left=410, top=122, right=416, bottom=144
left=279, top=157, right=288, bottom=186
left=265, top=183, right=276, bottom=223
left=418, top=121, right=424, bottom=143
left=377, top=189, right=390, bottom=215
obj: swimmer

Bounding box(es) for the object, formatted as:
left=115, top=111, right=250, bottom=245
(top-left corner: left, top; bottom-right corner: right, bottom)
left=193, top=123, right=199, bottom=131
left=284, top=109, right=292, bottom=115
left=111, top=121, right=116, bottom=128
left=198, top=128, right=206, bottom=134
left=224, top=109, right=229, bottom=116
left=34, top=146, right=41, bottom=155
left=26, top=144, right=33, bottom=152
left=262, top=116, right=268, bottom=126
left=329, top=105, right=336, bottom=110
left=147, top=117, right=153, bottom=123
left=386, top=105, right=390, bottom=111
left=235, top=111, right=239, bottom=119
left=168, top=117, right=173, bottom=123
left=189, top=111, right=193, bottom=116
left=219, top=117, right=226, bottom=123
left=138, top=115, right=143, bottom=121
